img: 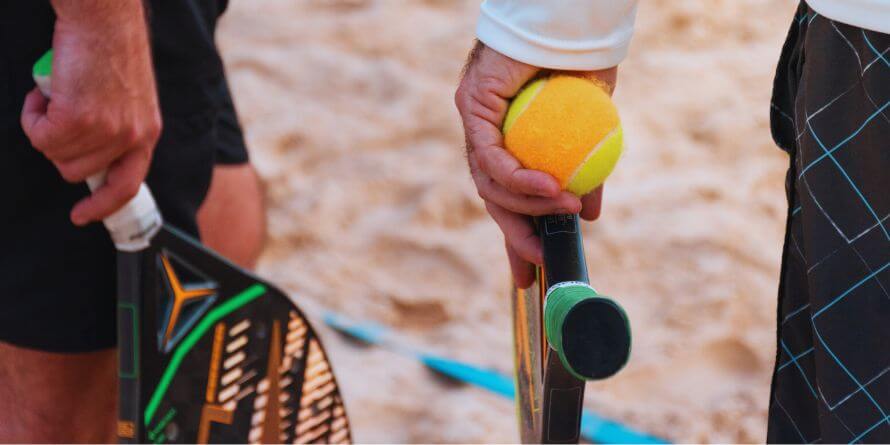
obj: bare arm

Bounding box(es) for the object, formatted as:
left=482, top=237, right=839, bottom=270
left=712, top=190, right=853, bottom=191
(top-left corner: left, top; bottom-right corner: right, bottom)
left=22, top=0, right=161, bottom=225
left=457, top=1, right=635, bottom=287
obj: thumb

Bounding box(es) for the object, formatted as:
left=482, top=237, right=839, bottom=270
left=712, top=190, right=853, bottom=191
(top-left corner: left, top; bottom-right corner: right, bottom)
left=579, top=185, right=604, bottom=221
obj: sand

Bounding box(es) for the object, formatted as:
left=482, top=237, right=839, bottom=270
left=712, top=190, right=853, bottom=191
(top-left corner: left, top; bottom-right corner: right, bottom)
left=217, top=0, right=798, bottom=442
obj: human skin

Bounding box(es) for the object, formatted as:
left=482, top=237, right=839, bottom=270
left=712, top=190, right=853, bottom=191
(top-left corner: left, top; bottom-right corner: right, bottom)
left=8, top=1, right=266, bottom=437
left=20, top=0, right=162, bottom=227
left=197, top=163, right=268, bottom=269
left=455, top=41, right=617, bottom=288
left=6, top=1, right=156, bottom=441
left=0, top=164, right=266, bottom=443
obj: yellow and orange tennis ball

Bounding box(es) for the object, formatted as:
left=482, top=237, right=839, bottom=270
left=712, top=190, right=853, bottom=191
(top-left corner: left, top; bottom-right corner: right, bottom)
left=503, top=75, right=623, bottom=196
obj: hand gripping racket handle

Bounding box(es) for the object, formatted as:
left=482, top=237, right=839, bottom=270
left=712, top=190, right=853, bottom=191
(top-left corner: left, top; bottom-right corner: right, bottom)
left=539, top=214, right=631, bottom=380
left=33, top=50, right=161, bottom=252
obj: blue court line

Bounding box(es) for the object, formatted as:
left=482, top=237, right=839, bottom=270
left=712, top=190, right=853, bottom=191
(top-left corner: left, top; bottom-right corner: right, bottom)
left=812, top=262, right=889, bottom=319
left=806, top=120, right=890, bottom=241
left=323, top=312, right=669, bottom=444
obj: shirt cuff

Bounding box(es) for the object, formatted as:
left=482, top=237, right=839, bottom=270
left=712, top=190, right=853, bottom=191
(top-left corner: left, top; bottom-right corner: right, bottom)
left=476, top=6, right=632, bottom=71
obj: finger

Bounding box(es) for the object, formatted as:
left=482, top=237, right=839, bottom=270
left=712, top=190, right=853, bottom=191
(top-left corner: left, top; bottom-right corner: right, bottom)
left=506, top=242, right=536, bottom=289
left=473, top=168, right=581, bottom=216
left=457, top=68, right=560, bottom=199
left=20, top=88, right=56, bottom=149
left=485, top=201, right=542, bottom=265
left=467, top=120, right=561, bottom=198
left=51, top=141, right=128, bottom=183
left=579, top=185, right=604, bottom=221
left=21, top=88, right=91, bottom=159
left=70, top=148, right=149, bottom=225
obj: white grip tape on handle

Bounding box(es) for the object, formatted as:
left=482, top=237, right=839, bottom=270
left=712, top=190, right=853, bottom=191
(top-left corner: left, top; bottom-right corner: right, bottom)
left=35, top=71, right=161, bottom=251
left=99, top=181, right=162, bottom=252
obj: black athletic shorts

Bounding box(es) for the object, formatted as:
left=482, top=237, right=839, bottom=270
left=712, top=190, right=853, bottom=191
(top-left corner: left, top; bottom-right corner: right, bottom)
left=767, top=3, right=889, bottom=443
left=0, top=1, right=248, bottom=352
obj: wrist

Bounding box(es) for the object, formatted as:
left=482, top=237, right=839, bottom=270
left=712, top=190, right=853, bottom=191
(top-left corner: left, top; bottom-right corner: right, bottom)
left=51, top=0, right=146, bottom=29
left=555, top=68, right=618, bottom=95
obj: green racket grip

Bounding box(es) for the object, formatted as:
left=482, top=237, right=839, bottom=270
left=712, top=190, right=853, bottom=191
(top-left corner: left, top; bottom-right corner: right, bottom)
left=544, top=281, right=631, bottom=381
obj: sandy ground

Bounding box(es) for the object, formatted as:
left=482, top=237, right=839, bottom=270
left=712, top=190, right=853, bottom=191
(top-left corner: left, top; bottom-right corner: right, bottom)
left=218, top=0, right=799, bottom=442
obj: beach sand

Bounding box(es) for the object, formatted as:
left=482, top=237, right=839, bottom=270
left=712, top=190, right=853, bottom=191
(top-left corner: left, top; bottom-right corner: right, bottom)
left=218, top=0, right=797, bottom=442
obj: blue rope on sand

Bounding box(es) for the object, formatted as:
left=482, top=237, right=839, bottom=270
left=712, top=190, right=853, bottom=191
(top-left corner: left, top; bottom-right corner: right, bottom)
left=323, top=312, right=669, bottom=444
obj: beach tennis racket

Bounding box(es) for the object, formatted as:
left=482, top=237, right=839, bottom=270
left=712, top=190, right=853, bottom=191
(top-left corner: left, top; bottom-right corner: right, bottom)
left=512, top=214, right=631, bottom=444
left=34, top=50, right=351, bottom=444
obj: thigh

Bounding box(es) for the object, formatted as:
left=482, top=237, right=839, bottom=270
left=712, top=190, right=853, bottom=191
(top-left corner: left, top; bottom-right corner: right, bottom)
left=197, top=163, right=266, bottom=269
left=0, top=342, right=117, bottom=443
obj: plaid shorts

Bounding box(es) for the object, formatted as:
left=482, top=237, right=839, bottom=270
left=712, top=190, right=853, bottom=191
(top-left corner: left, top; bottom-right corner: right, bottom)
left=768, top=3, right=890, bottom=443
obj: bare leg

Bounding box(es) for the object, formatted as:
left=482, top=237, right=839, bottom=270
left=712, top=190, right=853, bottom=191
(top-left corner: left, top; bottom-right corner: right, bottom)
left=0, top=342, right=117, bottom=443
left=197, top=163, right=267, bottom=269
left=0, top=165, right=265, bottom=443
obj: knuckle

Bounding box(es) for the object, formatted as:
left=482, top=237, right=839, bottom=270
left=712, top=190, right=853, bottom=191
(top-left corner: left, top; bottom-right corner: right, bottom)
left=476, top=75, right=509, bottom=96
left=72, top=111, right=98, bottom=131
left=476, top=183, right=491, bottom=201
left=503, top=170, right=519, bottom=192
left=474, top=149, right=490, bottom=175
left=91, top=115, right=117, bottom=137
left=454, top=86, right=466, bottom=110
left=121, top=124, right=141, bottom=148
left=143, top=113, right=163, bottom=145
left=57, top=162, right=85, bottom=183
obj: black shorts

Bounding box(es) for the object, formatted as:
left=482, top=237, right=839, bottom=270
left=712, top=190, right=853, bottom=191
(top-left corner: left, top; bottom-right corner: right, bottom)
left=0, top=1, right=248, bottom=353
left=767, top=4, right=889, bottom=443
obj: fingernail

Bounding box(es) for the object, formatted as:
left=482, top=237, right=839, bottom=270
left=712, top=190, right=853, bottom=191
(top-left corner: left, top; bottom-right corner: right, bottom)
left=71, top=213, right=86, bottom=226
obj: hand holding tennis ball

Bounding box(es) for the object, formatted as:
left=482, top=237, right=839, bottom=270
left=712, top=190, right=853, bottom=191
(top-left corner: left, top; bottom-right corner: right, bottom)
left=455, top=42, right=618, bottom=287
left=503, top=75, right=623, bottom=198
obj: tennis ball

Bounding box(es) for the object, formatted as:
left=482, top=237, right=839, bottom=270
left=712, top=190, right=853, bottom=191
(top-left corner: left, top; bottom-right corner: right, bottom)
left=503, top=75, right=623, bottom=196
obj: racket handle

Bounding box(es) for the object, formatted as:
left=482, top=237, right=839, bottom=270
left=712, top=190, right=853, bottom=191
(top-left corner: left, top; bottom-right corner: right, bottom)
left=33, top=50, right=161, bottom=252
left=544, top=281, right=630, bottom=380
left=538, top=214, right=631, bottom=380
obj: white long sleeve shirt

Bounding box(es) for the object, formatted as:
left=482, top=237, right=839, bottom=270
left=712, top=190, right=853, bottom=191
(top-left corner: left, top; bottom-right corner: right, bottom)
left=476, top=0, right=890, bottom=71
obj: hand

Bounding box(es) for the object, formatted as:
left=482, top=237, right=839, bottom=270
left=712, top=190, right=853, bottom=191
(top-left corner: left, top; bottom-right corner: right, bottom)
left=21, top=0, right=161, bottom=226
left=455, top=42, right=616, bottom=288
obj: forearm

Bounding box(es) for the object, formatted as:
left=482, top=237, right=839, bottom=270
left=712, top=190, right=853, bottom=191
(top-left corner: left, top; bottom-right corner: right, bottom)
left=48, top=0, right=156, bottom=106
left=476, top=0, right=638, bottom=71
left=51, top=0, right=145, bottom=26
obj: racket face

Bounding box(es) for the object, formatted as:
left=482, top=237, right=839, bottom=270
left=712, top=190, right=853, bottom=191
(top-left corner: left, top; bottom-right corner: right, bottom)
left=118, top=226, right=350, bottom=444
